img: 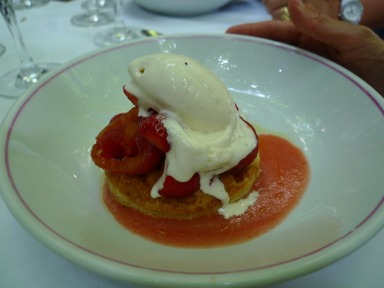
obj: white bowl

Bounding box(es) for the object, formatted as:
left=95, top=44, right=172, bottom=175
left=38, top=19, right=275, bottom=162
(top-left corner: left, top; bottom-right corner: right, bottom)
left=0, top=34, right=384, bottom=287
left=132, top=0, right=232, bottom=16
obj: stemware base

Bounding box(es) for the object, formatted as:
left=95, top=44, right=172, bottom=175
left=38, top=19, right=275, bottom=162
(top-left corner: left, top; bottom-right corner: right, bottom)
left=94, top=27, right=137, bottom=47
left=71, top=11, right=114, bottom=27
left=0, top=62, right=60, bottom=99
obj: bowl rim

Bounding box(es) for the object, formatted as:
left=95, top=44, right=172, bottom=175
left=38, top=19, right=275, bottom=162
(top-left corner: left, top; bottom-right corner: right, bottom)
left=132, top=0, right=233, bottom=16
left=1, top=33, right=384, bottom=287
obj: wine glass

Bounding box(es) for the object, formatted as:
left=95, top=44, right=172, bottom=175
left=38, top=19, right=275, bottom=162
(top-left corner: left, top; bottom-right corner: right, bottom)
left=0, top=44, right=5, bottom=56
left=81, top=0, right=113, bottom=10
left=0, top=0, right=60, bottom=99
left=94, top=0, right=136, bottom=47
left=13, top=0, right=49, bottom=10
left=71, top=0, right=114, bottom=27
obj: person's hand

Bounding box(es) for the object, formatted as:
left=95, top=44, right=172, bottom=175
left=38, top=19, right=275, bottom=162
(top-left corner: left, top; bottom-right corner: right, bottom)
left=263, top=0, right=339, bottom=20
left=227, top=0, right=384, bottom=96
left=262, top=0, right=288, bottom=19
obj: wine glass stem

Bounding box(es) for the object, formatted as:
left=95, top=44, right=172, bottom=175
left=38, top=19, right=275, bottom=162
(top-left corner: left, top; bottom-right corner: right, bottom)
left=113, top=0, right=125, bottom=31
left=20, top=0, right=32, bottom=8
left=86, top=0, right=102, bottom=20
left=1, top=0, right=36, bottom=72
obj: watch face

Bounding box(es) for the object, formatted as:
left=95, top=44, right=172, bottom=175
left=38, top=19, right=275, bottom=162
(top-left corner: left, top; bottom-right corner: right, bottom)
left=341, top=1, right=364, bottom=24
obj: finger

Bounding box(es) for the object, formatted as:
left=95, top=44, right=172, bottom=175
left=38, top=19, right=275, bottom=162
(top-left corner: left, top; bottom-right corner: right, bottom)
left=226, top=21, right=301, bottom=45
left=271, top=8, right=284, bottom=20
left=262, top=0, right=288, bottom=14
left=262, top=0, right=290, bottom=20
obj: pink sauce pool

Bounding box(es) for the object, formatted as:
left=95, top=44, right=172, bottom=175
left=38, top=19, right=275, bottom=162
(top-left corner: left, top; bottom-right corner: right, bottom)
left=103, top=134, right=310, bottom=247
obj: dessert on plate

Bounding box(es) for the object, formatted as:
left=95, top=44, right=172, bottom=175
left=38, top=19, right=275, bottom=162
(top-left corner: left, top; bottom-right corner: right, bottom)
left=91, top=52, right=260, bottom=220
left=91, top=52, right=309, bottom=247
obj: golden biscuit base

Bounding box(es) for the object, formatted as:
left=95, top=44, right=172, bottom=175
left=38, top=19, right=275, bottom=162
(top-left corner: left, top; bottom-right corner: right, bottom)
left=105, top=154, right=260, bottom=219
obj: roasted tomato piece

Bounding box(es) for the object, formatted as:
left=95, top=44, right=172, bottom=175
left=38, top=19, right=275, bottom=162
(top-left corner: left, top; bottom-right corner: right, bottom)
left=91, top=107, right=164, bottom=175
left=139, top=113, right=170, bottom=153
left=159, top=173, right=200, bottom=198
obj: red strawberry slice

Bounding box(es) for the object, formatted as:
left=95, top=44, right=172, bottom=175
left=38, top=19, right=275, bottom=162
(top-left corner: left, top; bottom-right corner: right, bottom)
left=139, top=113, right=170, bottom=153
left=109, top=113, right=124, bottom=123
left=123, top=86, right=138, bottom=106
left=231, top=144, right=258, bottom=172
left=230, top=118, right=259, bottom=172
left=159, top=173, right=200, bottom=198
left=91, top=107, right=164, bottom=175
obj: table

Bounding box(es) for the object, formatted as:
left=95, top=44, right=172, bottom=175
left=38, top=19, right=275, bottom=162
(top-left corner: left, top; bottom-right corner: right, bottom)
left=0, top=1, right=383, bottom=287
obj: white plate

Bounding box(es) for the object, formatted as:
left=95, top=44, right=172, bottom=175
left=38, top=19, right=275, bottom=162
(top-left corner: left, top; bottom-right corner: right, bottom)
left=0, top=34, right=383, bottom=287
left=132, top=0, right=232, bottom=16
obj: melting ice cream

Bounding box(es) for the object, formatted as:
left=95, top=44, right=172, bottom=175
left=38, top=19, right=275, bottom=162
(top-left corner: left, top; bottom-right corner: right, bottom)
left=123, top=52, right=258, bottom=218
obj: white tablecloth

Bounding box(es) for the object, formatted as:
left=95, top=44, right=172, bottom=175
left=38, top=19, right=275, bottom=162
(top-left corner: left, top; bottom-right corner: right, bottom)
left=0, top=1, right=383, bottom=287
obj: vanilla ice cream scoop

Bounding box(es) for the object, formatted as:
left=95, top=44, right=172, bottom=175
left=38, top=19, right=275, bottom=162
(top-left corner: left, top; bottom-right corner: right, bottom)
left=124, top=52, right=235, bottom=133
left=124, top=53, right=258, bottom=217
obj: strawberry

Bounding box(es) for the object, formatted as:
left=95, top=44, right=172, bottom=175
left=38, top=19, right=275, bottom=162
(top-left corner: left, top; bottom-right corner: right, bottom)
left=139, top=113, right=170, bottom=153
left=230, top=118, right=259, bottom=172
left=98, top=136, right=125, bottom=160
left=159, top=173, right=200, bottom=198
left=231, top=144, right=258, bottom=172
left=109, top=113, right=124, bottom=123
left=91, top=107, right=164, bottom=175
left=123, top=86, right=138, bottom=106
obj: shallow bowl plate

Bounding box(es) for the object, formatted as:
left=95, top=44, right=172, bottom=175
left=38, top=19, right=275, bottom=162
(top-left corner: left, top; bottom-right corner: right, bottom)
left=1, top=34, right=384, bottom=287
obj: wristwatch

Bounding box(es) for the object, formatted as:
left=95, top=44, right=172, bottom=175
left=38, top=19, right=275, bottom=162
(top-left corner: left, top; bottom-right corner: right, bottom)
left=339, top=0, right=364, bottom=24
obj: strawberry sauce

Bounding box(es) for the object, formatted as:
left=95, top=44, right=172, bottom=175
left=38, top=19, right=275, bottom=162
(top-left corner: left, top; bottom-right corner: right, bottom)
left=103, top=134, right=309, bottom=247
